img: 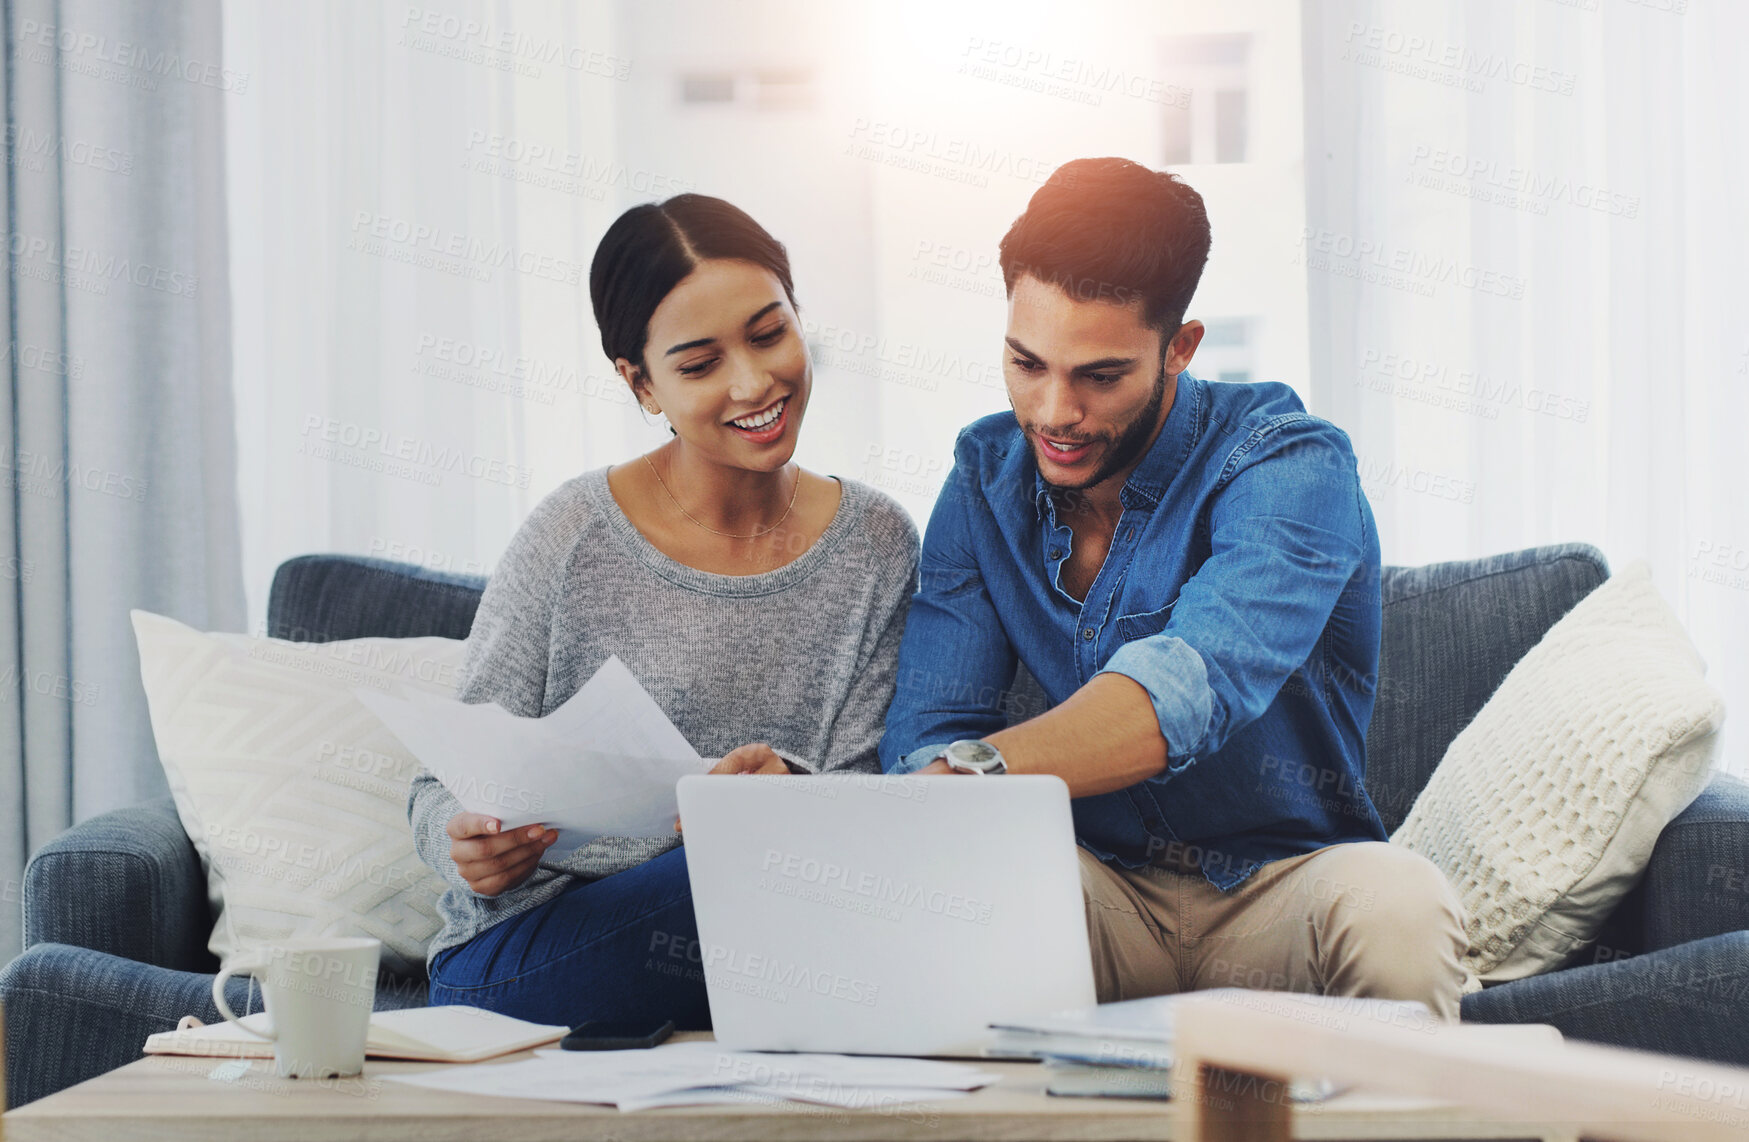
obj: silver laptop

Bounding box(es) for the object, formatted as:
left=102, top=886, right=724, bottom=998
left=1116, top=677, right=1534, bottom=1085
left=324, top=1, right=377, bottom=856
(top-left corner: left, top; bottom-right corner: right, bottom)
left=676, top=773, right=1095, bottom=1056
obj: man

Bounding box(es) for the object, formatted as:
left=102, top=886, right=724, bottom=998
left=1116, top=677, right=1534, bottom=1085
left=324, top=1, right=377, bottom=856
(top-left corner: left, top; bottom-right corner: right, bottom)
left=879, top=157, right=1468, bottom=1020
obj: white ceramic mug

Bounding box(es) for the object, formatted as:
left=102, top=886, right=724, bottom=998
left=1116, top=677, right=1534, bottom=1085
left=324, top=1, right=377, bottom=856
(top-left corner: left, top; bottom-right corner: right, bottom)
left=210, top=936, right=381, bottom=1078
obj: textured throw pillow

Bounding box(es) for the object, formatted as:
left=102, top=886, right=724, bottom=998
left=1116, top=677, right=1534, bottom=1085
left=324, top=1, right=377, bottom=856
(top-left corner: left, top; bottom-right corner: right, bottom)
left=131, top=610, right=464, bottom=978
left=1391, top=561, right=1724, bottom=985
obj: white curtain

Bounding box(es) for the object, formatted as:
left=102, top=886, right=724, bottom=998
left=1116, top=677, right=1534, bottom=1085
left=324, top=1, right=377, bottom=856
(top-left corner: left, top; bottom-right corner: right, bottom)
left=224, top=0, right=1313, bottom=632
left=226, top=0, right=1742, bottom=770
left=223, top=1, right=647, bottom=626
left=1302, top=0, right=1748, bottom=770
left=0, top=0, right=244, bottom=958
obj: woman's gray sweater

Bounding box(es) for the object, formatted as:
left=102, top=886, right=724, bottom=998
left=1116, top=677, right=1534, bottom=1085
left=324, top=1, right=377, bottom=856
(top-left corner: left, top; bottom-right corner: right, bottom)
left=407, top=466, right=920, bottom=967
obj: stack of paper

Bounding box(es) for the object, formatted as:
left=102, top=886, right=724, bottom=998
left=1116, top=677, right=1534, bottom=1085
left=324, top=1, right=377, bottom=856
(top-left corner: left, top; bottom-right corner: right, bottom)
left=355, top=655, right=712, bottom=857
left=384, top=1040, right=1001, bottom=1111
left=145, top=1006, right=570, bottom=1063
left=987, top=989, right=1440, bottom=1101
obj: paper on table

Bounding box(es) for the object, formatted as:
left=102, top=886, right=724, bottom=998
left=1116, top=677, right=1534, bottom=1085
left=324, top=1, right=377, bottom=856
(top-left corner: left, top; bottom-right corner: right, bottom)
left=384, top=1041, right=1000, bottom=1111
left=613, top=1086, right=790, bottom=1112
left=355, top=655, right=711, bottom=858
left=144, top=1006, right=568, bottom=1063
left=617, top=1085, right=973, bottom=1113
left=538, top=1042, right=998, bottom=1090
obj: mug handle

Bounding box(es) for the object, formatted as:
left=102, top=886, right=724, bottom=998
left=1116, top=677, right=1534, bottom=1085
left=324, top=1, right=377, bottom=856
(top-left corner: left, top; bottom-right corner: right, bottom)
left=211, top=958, right=277, bottom=1041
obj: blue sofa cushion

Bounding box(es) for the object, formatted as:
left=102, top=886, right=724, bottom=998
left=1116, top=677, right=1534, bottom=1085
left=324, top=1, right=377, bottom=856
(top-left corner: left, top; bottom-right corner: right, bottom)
left=268, top=555, right=486, bottom=644
left=1639, top=772, right=1749, bottom=952
left=22, top=796, right=214, bottom=975
left=1462, top=930, right=1749, bottom=1065
left=1366, top=543, right=1609, bottom=833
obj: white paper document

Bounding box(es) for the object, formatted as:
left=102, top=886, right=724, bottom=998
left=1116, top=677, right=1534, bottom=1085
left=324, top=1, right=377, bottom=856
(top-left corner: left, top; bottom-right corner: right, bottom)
left=145, top=1005, right=567, bottom=1063
left=383, top=1040, right=998, bottom=1111
left=990, top=988, right=1433, bottom=1047
left=355, top=655, right=711, bottom=857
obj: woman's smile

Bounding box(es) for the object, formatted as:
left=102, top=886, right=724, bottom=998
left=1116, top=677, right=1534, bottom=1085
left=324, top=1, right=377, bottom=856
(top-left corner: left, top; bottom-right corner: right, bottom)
left=724, top=395, right=791, bottom=445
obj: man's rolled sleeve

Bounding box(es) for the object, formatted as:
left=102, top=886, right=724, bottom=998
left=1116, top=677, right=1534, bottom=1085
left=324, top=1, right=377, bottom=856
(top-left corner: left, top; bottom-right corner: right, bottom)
left=890, top=741, right=953, bottom=775
left=1096, top=635, right=1213, bottom=773
left=1095, top=417, right=1367, bottom=779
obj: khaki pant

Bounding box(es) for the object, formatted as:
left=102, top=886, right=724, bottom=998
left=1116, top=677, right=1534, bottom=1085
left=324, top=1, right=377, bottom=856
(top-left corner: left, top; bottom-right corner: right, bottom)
left=1078, top=842, right=1468, bottom=1022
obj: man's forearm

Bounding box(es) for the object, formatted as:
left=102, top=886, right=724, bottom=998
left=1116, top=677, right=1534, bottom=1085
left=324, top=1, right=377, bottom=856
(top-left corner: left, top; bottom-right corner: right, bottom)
left=985, top=672, right=1171, bottom=797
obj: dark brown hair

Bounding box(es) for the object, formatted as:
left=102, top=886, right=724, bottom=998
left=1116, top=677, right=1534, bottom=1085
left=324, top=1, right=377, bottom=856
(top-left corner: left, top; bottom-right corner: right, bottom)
left=998, top=157, right=1211, bottom=339
left=588, top=193, right=798, bottom=373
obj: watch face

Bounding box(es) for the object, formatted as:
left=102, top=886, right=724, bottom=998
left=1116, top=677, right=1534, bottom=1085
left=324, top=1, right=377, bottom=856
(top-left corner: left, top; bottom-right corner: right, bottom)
left=948, top=740, right=1000, bottom=770
left=958, top=738, right=1000, bottom=765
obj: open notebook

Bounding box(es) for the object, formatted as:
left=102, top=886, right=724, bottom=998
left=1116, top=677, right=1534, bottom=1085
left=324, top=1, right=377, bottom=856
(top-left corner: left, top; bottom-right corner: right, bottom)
left=144, top=1005, right=570, bottom=1064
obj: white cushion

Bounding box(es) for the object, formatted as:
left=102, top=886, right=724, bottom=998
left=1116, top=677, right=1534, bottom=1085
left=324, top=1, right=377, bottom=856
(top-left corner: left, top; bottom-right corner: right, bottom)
left=1391, top=561, right=1724, bottom=985
left=131, top=610, right=463, bottom=978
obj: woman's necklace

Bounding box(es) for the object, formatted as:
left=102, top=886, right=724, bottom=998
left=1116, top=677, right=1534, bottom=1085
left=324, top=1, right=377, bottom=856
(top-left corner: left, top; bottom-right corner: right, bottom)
left=643, top=453, right=801, bottom=539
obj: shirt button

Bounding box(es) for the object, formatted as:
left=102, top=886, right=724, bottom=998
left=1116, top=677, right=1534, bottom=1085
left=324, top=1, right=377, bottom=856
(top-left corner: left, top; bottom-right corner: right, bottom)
left=1082, top=628, right=1095, bottom=640
left=1049, top=549, right=1063, bottom=560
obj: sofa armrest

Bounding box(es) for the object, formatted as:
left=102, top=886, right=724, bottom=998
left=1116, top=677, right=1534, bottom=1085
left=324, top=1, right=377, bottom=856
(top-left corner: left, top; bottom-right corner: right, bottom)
left=1638, top=772, right=1749, bottom=953
left=22, top=796, right=216, bottom=973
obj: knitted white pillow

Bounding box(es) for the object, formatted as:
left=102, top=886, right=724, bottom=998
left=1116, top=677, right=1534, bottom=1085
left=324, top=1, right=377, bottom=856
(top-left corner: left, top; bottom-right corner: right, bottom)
left=131, top=610, right=463, bottom=979
left=1391, top=562, right=1723, bottom=985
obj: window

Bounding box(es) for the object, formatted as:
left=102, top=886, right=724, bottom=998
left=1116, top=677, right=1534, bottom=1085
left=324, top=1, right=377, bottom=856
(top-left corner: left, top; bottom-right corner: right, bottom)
left=678, top=69, right=816, bottom=110
left=1159, top=34, right=1252, bottom=165
left=1195, top=318, right=1258, bottom=384
left=680, top=73, right=736, bottom=104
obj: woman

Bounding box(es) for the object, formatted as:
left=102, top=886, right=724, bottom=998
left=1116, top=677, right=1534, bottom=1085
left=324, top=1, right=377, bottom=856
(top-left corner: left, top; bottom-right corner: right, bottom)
left=408, top=194, right=920, bottom=1029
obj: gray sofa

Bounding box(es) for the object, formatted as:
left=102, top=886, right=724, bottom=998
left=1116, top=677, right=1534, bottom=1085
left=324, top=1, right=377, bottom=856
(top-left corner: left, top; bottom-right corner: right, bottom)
left=4, top=543, right=1747, bottom=1107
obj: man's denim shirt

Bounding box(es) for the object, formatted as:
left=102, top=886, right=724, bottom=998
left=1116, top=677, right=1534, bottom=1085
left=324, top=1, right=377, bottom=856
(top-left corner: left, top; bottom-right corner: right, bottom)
left=879, top=372, right=1389, bottom=890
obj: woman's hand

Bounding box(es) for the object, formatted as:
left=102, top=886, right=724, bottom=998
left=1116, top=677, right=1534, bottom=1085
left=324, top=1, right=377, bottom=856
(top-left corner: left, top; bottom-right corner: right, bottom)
left=446, top=812, right=558, bottom=897
left=707, top=743, right=792, bottom=776
left=675, top=743, right=793, bottom=833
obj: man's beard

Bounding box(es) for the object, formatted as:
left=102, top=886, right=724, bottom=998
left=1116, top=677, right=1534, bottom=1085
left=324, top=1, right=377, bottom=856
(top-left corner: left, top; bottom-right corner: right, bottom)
left=1036, top=361, right=1169, bottom=494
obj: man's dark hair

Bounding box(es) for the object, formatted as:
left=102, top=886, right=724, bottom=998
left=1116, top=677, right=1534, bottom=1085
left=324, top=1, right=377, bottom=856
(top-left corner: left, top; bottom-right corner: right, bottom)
left=998, top=157, right=1211, bottom=340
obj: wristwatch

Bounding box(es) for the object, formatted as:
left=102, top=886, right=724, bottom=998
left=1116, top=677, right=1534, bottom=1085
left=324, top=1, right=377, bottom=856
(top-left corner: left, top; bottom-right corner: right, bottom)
left=941, top=739, right=1008, bottom=775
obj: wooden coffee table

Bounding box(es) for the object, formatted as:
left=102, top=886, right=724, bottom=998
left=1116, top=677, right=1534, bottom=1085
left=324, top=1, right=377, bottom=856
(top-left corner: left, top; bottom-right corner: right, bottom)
left=4, top=1032, right=1578, bottom=1141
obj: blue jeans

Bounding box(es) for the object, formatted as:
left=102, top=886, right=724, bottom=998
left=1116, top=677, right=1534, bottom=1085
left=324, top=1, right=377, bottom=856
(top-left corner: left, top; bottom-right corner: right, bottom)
left=426, top=847, right=712, bottom=1030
